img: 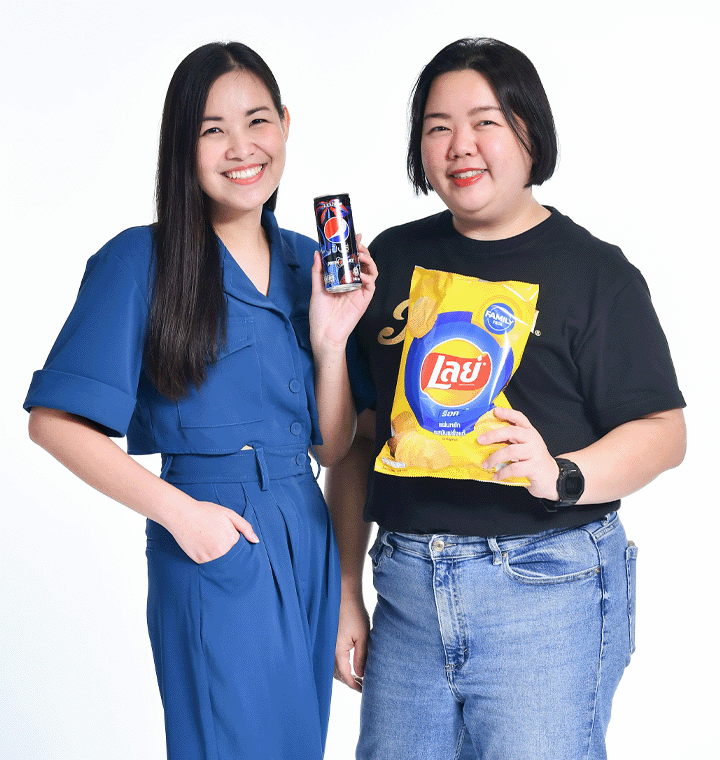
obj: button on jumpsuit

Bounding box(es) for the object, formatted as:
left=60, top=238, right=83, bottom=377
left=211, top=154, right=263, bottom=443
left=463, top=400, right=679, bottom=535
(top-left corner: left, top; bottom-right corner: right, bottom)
left=24, top=210, right=342, bottom=760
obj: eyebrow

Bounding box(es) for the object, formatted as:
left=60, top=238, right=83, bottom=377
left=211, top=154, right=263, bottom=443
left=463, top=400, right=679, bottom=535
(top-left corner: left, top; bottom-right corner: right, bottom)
left=424, top=105, right=501, bottom=120
left=201, top=106, right=272, bottom=122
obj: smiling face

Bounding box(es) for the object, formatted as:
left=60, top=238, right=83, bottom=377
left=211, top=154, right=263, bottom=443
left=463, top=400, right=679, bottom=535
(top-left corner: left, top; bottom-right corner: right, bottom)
left=197, top=70, right=289, bottom=224
left=420, top=68, right=540, bottom=239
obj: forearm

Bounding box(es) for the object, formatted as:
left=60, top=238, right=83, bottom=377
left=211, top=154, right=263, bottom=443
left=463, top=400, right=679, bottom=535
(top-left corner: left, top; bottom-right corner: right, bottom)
left=28, top=407, right=195, bottom=529
left=325, top=412, right=375, bottom=596
left=562, top=408, right=686, bottom=505
left=313, top=344, right=357, bottom=466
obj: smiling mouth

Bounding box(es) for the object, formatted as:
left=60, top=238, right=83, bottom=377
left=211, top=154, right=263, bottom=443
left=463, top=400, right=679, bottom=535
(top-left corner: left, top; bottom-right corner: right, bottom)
left=449, top=168, right=486, bottom=187
left=223, top=165, right=265, bottom=182
left=449, top=169, right=486, bottom=179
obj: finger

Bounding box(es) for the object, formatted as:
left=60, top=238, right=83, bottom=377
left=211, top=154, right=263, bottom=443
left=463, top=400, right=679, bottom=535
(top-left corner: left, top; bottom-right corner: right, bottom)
left=334, top=650, right=361, bottom=691
left=310, top=251, right=325, bottom=297
left=353, top=635, right=368, bottom=678
left=477, top=425, right=530, bottom=447
left=228, top=513, right=259, bottom=543
left=490, top=460, right=527, bottom=481
left=491, top=406, right=530, bottom=427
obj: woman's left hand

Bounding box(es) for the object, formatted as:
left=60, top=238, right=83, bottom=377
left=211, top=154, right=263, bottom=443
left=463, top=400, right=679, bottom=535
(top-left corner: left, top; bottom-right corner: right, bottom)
left=477, top=407, right=559, bottom=500
left=309, top=234, right=378, bottom=354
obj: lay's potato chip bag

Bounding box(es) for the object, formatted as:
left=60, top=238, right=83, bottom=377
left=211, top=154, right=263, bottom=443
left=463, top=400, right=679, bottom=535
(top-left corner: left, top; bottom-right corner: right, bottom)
left=375, top=267, right=539, bottom=485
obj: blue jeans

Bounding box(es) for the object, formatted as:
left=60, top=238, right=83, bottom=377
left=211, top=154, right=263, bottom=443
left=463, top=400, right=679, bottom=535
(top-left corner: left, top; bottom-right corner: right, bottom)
left=357, top=513, right=637, bottom=760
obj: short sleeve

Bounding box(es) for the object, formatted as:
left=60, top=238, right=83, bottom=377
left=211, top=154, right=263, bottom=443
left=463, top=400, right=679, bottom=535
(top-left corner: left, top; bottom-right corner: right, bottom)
left=576, top=272, right=685, bottom=432
left=23, top=229, right=151, bottom=437
left=346, top=331, right=376, bottom=414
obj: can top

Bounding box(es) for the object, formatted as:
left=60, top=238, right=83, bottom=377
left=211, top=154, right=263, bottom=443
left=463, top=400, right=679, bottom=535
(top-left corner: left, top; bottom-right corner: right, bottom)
left=313, top=193, right=351, bottom=204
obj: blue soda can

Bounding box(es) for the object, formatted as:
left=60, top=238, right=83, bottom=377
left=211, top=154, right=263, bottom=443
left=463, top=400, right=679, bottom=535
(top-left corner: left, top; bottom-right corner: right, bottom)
left=313, top=193, right=362, bottom=293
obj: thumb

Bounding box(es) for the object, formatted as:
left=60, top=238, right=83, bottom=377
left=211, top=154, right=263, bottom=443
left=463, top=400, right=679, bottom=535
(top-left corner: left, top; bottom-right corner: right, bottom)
left=227, top=511, right=259, bottom=543
left=353, top=633, right=368, bottom=677
left=311, top=250, right=325, bottom=297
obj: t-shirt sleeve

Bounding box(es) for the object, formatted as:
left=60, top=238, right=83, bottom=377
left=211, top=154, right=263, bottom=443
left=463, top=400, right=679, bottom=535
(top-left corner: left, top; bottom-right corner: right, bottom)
left=576, top=271, right=685, bottom=432
left=23, top=233, right=150, bottom=437
left=346, top=331, right=376, bottom=414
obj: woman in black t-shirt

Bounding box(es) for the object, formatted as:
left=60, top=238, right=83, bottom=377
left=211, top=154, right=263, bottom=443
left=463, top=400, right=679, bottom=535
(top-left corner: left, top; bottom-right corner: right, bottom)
left=328, top=38, right=685, bottom=760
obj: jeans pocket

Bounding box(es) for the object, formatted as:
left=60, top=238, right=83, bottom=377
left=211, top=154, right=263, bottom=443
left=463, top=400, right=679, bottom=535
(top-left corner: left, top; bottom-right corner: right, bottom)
left=501, top=527, right=601, bottom=585
left=626, top=541, right=638, bottom=655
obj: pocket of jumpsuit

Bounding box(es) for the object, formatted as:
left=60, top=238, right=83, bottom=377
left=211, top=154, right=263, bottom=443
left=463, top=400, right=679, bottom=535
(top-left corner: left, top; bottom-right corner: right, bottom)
left=626, top=541, right=638, bottom=655
left=145, top=482, right=249, bottom=570
left=499, top=526, right=602, bottom=586
left=177, top=317, right=263, bottom=428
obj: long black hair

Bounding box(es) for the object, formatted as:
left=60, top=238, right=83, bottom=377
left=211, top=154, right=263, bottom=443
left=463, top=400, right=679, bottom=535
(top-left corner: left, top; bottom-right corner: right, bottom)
left=147, top=42, right=284, bottom=399
left=407, top=38, right=558, bottom=194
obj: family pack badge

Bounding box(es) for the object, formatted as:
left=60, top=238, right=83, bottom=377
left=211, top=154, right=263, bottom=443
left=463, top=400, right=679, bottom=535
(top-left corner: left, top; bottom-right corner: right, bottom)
left=375, top=267, right=539, bottom=484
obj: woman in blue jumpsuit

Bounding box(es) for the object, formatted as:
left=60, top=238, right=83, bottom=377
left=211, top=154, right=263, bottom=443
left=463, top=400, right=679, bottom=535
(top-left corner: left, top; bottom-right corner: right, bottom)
left=24, top=42, right=376, bottom=760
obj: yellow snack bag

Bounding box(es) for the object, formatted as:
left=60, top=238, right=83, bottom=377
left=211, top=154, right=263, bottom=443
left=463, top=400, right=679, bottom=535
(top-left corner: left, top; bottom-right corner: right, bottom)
left=375, top=267, right=539, bottom=485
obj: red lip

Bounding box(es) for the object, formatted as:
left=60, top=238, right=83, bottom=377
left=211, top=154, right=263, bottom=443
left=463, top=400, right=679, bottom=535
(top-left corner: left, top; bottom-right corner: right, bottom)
left=449, top=169, right=486, bottom=188
left=223, top=164, right=266, bottom=185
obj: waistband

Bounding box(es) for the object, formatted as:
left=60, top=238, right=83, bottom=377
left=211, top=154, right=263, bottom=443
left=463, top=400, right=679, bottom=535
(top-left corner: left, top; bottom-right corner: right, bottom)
left=378, top=511, right=619, bottom=561
left=161, top=445, right=314, bottom=490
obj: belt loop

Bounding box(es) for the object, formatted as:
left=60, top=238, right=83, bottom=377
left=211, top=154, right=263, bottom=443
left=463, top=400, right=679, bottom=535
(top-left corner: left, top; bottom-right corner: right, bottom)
left=309, top=444, right=322, bottom=481
left=159, top=454, right=174, bottom=481
left=255, top=447, right=270, bottom=491
left=488, top=537, right=503, bottom=566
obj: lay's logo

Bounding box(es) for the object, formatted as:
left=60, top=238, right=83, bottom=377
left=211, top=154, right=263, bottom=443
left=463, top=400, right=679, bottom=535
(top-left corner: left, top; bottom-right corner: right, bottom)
left=419, top=338, right=492, bottom=408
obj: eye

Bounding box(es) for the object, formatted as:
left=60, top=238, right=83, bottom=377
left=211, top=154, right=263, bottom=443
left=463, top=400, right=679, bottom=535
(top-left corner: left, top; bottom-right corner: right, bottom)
left=249, top=117, right=269, bottom=126
left=426, top=125, right=450, bottom=134
left=200, top=126, right=222, bottom=136
left=475, top=120, right=495, bottom=128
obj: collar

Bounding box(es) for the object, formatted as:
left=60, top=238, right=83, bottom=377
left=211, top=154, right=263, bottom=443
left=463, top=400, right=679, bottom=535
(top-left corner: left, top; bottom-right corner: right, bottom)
left=220, top=208, right=302, bottom=318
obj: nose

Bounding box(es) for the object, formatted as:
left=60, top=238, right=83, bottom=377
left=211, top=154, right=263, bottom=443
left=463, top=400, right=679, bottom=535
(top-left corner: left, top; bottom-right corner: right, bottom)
left=448, top=125, right=477, bottom=159
left=225, top=129, right=255, bottom=160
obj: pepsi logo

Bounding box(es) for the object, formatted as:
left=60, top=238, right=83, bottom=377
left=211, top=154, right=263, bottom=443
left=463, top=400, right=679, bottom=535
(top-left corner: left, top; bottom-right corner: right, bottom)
left=323, top=215, right=350, bottom=243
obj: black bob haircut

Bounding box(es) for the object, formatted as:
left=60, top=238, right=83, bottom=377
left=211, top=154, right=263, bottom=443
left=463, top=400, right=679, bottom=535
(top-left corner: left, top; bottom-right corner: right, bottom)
left=407, top=38, right=558, bottom=193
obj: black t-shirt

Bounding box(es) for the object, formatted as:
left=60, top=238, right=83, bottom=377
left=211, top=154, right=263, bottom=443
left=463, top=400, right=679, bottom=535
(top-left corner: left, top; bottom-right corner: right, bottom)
left=354, top=208, right=685, bottom=537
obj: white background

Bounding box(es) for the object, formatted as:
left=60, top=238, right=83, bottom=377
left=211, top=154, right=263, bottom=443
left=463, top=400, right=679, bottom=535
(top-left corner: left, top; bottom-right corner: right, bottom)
left=2, top=1, right=717, bottom=758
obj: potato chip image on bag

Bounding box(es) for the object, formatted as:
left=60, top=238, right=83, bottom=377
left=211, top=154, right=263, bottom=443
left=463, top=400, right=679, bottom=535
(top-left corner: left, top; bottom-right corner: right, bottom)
left=375, top=266, right=539, bottom=485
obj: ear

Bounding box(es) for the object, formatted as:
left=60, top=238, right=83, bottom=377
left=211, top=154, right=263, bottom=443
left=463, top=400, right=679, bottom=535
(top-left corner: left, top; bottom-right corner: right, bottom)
left=281, top=106, right=290, bottom=141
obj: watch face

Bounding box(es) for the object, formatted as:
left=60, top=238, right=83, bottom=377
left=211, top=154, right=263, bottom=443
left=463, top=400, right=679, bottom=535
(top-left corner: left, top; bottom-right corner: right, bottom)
left=565, top=476, right=583, bottom=497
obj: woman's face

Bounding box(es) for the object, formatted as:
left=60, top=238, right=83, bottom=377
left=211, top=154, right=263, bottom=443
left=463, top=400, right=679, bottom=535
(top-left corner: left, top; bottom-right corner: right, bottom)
left=197, top=70, right=289, bottom=223
left=420, top=68, right=534, bottom=235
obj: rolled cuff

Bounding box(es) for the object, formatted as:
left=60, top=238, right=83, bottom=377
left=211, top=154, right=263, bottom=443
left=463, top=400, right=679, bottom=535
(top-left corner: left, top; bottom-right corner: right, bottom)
left=24, top=369, right=137, bottom=438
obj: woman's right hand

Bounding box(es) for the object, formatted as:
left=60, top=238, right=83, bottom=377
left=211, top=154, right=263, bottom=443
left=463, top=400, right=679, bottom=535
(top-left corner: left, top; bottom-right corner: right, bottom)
left=168, top=500, right=260, bottom=564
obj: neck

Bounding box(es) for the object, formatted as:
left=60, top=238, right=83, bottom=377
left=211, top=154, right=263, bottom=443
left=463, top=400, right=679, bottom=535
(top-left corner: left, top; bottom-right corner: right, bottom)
left=211, top=205, right=265, bottom=251
left=453, top=196, right=550, bottom=241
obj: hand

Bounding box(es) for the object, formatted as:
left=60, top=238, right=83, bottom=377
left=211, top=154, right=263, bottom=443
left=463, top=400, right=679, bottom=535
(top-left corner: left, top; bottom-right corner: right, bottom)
left=334, top=593, right=370, bottom=692
left=168, top=500, right=259, bottom=564
left=309, top=234, right=378, bottom=354
left=477, top=407, right=560, bottom=500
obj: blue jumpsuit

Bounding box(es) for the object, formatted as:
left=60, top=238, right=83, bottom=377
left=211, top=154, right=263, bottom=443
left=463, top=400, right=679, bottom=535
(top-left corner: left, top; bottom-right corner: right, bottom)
left=24, top=210, right=341, bottom=760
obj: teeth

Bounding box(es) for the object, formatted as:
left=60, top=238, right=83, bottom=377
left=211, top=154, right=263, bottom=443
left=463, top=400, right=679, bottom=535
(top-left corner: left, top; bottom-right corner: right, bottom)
left=452, top=169, right=486, bottom=178
left=224, top=166, right=263, bottom=179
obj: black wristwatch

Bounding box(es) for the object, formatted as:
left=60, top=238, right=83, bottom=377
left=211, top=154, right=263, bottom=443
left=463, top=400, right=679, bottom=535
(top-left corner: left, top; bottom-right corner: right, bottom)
left=541, top=457, right=585, bottom=512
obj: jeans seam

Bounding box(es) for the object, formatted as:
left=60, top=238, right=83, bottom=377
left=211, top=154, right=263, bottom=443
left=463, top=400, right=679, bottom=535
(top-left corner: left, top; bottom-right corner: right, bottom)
left=582, top=529, right=606, bottom=760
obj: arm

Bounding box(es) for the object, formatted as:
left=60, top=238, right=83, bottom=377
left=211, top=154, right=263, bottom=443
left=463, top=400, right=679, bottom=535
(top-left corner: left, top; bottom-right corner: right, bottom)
left=310, top=238, right=377, bottom=466
left=28, top=407, right=258, bottom=562
left=325, top=408, right=376, bottom=691
left=479, top=406, right=686, bottom=504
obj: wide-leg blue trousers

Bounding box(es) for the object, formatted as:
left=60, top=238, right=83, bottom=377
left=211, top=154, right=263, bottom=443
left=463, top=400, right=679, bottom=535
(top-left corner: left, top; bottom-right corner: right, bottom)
left=145, top=447, right=340, bottom=760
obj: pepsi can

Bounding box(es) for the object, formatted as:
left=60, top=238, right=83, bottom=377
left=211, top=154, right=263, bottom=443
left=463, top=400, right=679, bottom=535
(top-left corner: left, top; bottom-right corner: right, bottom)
left=313, top=193, right=362, bottom=293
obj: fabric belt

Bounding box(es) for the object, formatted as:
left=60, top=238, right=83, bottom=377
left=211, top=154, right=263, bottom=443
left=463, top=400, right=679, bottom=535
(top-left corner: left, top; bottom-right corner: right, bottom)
left=160, top=446, right=313, bottom=491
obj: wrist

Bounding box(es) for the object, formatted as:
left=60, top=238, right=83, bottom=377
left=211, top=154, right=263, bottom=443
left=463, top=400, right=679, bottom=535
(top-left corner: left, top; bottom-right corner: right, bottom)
left=541, top=457, right=585, bottom=512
